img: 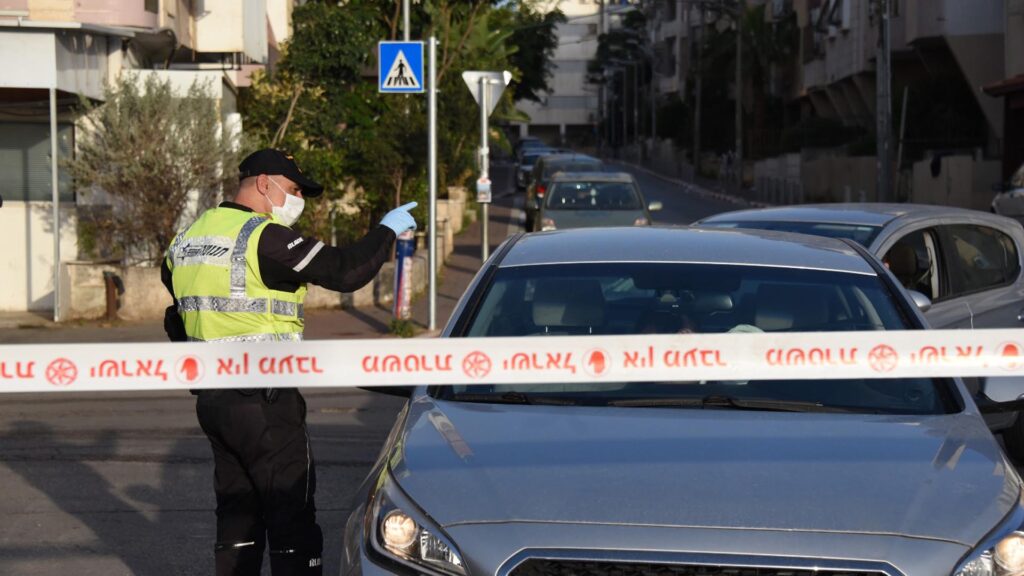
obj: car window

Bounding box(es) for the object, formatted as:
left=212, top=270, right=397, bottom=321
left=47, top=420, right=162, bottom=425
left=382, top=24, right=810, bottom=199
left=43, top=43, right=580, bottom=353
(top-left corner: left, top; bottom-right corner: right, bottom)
left=453, top=263, right=953, bottom=415
left=881, top=229, right=942, bottom=300
left=701, top=220, right=883, bottom=246
left=941, top=225, right=1020, bottom=297
left=546, top=182, right=641, bottom=210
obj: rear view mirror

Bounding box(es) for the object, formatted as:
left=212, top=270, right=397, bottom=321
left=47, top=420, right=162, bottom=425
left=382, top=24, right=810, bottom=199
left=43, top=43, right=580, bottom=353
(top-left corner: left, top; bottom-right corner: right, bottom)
left=976, top=377, right=1024, bottom=413
left=648, top=201, right=663, bottom=212
left=906, top=290, right=932, bottom=313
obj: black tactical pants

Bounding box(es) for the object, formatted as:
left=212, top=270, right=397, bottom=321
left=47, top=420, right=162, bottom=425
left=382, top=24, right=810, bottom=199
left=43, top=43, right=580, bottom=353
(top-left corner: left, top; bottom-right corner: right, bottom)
left=196, top=389, right=323, bottom=576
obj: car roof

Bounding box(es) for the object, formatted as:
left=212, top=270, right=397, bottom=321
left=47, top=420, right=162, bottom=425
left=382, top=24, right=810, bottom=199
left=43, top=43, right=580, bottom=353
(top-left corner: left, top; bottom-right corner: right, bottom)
left=550, top=171, right=633, bottom=183
left=523, top=149, right=557, bottom=158
left=500, top=226, right=877, bottom=275
left=699, top=203, right=1011, bottom=228
left=539, top=153, right=601, bottom=164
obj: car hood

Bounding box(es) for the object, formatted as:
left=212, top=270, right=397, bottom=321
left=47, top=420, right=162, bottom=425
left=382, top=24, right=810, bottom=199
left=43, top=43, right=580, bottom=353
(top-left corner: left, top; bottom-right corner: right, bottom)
left=391, top=398, right=1019, bottom=546
left=542, top=209, right=646, bottom=228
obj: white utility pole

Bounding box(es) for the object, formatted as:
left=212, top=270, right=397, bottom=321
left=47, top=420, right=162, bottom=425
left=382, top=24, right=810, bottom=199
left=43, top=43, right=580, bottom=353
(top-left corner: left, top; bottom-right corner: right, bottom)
left=402, top=0, right=410, bottom=41
left=693, top=1, right=704, bottom=178
left=462, top=71, right=511, bottom=264
left=428, top=36, right=438, bottom=331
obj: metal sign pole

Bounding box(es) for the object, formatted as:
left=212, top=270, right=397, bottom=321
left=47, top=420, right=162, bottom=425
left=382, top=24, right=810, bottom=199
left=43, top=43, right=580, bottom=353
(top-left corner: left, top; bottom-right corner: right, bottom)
left=479, top=78, right=489, bottom=262
left=428, top=36, right=438, bottom=331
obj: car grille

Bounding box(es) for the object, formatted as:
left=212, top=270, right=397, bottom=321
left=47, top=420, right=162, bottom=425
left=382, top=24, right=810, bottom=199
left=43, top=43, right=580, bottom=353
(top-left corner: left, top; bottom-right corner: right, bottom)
left=511, top=559, right=877, bottom=576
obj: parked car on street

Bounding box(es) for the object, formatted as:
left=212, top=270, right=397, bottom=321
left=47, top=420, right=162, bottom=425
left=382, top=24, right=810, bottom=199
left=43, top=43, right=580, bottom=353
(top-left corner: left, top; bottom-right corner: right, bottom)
left=991, top=161, right=1024, bottom=224
left=516, top=148, right=556, bottom=191
left=530, top=172, right=661, bottom=232
left=344, top=227, right=1024, bottom=576
left=524, top=153, right=604, bottom=229
left=697, top=203, right=1024, bottom=459
left=512, top=136, right=545, bottom=163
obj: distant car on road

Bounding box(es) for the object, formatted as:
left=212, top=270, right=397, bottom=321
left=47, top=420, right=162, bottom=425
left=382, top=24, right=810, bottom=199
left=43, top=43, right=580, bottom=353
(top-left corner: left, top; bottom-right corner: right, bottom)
left=531, top=172, right=661, bottom=232
left=345, top=226, right=1024, bottom=576
left=512, top=136, right=546, bottom=163
left=525, top=153, right=604, bottom=229
left=697, top=203, right=1024, bottom=459
left=516, top=148, right=557, bottom=191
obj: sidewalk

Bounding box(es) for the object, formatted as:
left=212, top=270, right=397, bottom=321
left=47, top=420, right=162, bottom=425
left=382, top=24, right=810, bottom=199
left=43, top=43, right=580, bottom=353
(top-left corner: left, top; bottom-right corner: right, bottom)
left=0, top=197, right=516, bottom=344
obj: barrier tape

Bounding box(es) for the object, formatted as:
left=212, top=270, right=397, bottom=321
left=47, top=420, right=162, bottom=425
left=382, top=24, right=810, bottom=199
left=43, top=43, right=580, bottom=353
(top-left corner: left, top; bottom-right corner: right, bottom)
left=3, top=329, right=1024, bottom=393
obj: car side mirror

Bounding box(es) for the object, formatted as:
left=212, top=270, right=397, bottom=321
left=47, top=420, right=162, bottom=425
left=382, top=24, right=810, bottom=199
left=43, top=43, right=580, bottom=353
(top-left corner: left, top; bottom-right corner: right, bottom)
left=648, top=201, right=663, bottom=212
left=359, top=386, right=413, bottom=398
left=976, top=377, right=1024, bottom=413
left=906, top=290, right=932, bottom=313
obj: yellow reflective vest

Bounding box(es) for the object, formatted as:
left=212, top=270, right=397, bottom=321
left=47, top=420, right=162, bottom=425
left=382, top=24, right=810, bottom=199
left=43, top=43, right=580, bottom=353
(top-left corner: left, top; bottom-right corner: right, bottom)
left=165, top=207, right=306, bottom=342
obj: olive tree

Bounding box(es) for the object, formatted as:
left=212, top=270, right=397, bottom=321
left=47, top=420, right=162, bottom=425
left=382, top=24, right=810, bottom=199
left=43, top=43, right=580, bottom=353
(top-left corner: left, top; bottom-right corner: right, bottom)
left=69, top=73, right=238, bottom=265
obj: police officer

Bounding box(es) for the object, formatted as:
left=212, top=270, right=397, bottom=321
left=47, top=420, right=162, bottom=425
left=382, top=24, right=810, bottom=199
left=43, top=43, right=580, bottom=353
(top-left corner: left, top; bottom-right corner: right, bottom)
left=161, top=149, right=417, bottom=575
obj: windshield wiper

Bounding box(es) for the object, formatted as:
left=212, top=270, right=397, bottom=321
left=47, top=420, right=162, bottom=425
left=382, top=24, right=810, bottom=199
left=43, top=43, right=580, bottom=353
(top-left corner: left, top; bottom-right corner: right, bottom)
left=609, top=395, right=855, bottom=413
left=451, top=391, right=577, bottom=406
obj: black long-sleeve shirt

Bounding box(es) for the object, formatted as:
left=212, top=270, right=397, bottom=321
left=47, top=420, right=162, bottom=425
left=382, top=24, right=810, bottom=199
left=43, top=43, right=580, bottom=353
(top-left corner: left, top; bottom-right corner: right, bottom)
left=161, top=202, right=395, bottom=338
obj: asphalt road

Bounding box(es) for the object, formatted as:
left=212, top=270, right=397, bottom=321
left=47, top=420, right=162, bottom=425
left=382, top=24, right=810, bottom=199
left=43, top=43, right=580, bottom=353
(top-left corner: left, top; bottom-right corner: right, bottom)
left=0, top=161, right=740, bottom=575
left=605, top=162, right=742, bottom=225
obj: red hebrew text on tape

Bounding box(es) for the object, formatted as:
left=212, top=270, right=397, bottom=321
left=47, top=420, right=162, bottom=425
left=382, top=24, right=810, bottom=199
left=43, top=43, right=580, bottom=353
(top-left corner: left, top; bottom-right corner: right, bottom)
left=88, top=360, right=168, bottom=381
left=0, top=361, right=35, bottom=379
left=258, top=355, right=325, bottom=375
left=45, top=358, right=78, bottom=387
left=361, top=354, right=453, bottom=374
left=502, top=352, right=576, bottom=374
left=766, top=347, right=857, bottom=367
left=663, top=348, right=727, bottom=368
left=462, top=351, right=492, bottom=379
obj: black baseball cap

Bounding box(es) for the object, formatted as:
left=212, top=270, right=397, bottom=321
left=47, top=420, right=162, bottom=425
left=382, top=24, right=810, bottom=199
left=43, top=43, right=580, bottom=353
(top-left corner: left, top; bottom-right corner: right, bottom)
left=238, top=149, right=324, bottom=198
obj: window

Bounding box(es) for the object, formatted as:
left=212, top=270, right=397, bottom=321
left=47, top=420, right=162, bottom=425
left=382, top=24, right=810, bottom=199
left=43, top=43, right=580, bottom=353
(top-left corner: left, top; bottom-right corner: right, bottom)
left=942, top=225, right=1020, bottom=296
left=145, top=0, right=158, bottom=14
left=882, top=229, right=941, bottom=300
left=0, top=122, right=74, bottom=202
left=452, top=263, right=952, bottom=415
left=546, top=181, right=642, bottom=211
left=666, top=0, right=677, bottom=21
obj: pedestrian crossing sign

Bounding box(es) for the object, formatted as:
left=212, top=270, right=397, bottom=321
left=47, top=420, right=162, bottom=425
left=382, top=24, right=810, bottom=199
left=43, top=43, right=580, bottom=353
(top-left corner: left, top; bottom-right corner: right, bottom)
left=378, top=41, right=424, bottom=94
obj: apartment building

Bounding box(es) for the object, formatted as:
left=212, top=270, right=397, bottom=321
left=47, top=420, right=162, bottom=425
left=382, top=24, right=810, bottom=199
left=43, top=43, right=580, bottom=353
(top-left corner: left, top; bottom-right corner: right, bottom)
left=0, top=0, right=293, bottom=313
left=517, top=0, right=605, bottom=146
left=984, top=0, right=1024, bottom=181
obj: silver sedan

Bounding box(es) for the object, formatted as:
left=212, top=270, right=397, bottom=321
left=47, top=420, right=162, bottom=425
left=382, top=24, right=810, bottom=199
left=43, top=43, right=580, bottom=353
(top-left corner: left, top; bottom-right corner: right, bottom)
left=343, top=227, right=1024, bottom=576
left=698, top=203, right=1024, bottom=459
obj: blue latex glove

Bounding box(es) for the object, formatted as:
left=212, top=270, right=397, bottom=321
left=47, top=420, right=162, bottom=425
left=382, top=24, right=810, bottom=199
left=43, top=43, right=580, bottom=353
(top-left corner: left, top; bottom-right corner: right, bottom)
left=380, top=201, right=418, bottom=235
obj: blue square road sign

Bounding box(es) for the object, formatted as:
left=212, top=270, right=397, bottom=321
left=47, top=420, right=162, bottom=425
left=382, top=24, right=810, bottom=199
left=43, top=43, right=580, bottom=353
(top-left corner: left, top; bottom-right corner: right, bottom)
left=379, top=41, right=424, bottom=94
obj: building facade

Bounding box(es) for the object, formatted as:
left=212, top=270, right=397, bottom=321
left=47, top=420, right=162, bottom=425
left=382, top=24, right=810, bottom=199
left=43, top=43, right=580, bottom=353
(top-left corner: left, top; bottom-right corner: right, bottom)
left=0, top=0, right=293, bottom=313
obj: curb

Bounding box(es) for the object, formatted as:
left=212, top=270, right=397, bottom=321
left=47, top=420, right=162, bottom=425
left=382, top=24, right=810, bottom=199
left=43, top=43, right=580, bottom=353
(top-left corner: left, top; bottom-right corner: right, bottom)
left=610, top=159, right=772, bottom=209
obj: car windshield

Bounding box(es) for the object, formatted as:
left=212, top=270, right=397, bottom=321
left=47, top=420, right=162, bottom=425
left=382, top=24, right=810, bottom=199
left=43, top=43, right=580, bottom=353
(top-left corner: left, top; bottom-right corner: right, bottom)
left=444, top=263, right=955, bottom=415
left=546, top=181, right=641, bottom=210
left=703, top=220, right=883, bottom=246
left=543, top=161, right=602, bottom=178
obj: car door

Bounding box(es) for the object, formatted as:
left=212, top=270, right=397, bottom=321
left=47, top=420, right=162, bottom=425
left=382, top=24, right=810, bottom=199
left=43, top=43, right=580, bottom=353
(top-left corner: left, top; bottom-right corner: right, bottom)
left=935, top=223, right=1024, bottom=329
left=876, top=227, right=972, bottom=329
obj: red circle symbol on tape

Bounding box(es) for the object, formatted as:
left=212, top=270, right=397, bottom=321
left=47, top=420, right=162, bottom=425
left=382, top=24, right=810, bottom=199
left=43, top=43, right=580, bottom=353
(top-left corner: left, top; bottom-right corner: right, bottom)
left=45, top=358, right=77, bottom=387
left=462, top=351, right=492, bottom=379
left=1000, top=342, right=1023, bottom=371
left=176, top=356, right=204, bottom=384
left=583, top=349, right=610, bottom=377
left=868, top=345, right=898, bottom=373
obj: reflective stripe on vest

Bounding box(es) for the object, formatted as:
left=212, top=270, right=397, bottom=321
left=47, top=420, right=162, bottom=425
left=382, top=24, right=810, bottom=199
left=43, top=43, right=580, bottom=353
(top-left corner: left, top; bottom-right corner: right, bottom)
left=168, top=209, right=306, bottom=342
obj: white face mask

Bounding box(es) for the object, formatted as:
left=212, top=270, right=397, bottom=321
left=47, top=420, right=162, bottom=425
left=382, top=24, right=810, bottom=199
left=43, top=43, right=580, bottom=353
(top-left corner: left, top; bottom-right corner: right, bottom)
left=264, top=178, right=305, bottom=226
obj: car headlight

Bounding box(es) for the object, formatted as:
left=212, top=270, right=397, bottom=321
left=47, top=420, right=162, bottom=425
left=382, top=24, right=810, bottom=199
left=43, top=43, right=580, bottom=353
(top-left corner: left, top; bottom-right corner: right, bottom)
left=366, top=471, right=466, bottom=576
left=955, top=494, right=1024, bottom=576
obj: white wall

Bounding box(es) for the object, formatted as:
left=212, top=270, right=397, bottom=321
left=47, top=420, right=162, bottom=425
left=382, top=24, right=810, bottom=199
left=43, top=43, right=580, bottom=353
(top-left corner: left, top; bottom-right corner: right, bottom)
left=192, top=0, right=267, bottom=62
left=0, top=202, right=77, bottom=311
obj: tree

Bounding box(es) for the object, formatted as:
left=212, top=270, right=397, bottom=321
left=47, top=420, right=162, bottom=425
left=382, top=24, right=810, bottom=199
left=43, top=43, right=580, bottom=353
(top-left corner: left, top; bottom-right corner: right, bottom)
left=69, top=74, right=237, bottom=265
left=498, top=1, right=566, bottom=103
left=240, top=0, right=564, bottom=243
